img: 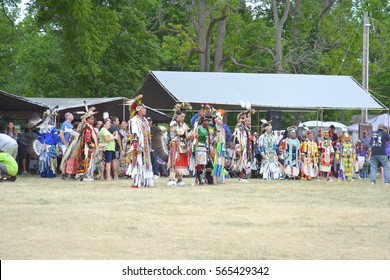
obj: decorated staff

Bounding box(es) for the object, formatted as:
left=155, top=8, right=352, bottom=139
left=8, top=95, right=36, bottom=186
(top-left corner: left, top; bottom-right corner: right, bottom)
left=167, top=102, right=192, bottom=186
left=231, top=102, right=255, bottom=183
left=126, top=95, right=154, bottom=188
left=280, top=126, right=301, bottom=179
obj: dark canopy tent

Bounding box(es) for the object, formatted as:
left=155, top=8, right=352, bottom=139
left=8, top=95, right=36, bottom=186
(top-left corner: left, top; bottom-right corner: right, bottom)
left=0, top=90, right=48, bottom=120
left=27, top=97, right=171, bottom=123
left=0, top=90, right=171, bottom=127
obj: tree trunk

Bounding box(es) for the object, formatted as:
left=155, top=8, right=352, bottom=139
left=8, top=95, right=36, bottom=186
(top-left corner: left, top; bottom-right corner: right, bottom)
left=214, top=18, right=226, bottom=72
left=195, top=0, right=207, bottom=72
left=293, top=0, right=302, bottom=45
left=272, top=0, right=291, bottom=73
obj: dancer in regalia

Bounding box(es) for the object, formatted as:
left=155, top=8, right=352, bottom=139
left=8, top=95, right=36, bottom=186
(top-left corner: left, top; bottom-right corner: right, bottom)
left=192, top=104, right=214, bottom=185
left=167, top=102, right=193, bottom=186
left=339, top=132, right=356, bottom=182
left=126, top=95, right=154, bottom=188
left=231, top=103, right=255, bottom=183
left=259, top=120, right=280, bottom=180
left=280, top=126, right=301, bottom=179
left=212, top=109, right=229, bottom=184
left=318, top=130, right=334, bottom=181
left=301, top=130, right=319, bottom=180
left=75, top=106, right=99, bottom=182
left=34, top=107, right=61, bottom=178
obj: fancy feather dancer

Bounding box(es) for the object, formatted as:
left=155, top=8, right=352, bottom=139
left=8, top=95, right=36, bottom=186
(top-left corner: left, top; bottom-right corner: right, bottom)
left=301, top=130, right=319, bottom=180
left=318, top=130, right=335, bottom=181
left=167, top=102, right=193, bottom=187
left=126, top=95, right=154, bottom=188
left=191, top=104, right=215, bottom=185
left=339, top=132, right=356, bottom=181
left=259, top=120, right=281, bottom=180
left=231, top=102, right=255, bottom=183
left=280, top=126, right=301, bottom=179
left=28, top=107, right=61, bottom=178
left=212, top=109, right=228, bottom=184
left=74, top=103, right=99, bottom=182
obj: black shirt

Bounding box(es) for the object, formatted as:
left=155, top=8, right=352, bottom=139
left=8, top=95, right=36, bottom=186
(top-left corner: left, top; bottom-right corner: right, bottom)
left=370, top=130, right=389, bottom=156
left=108, top=125, right=122, bottom=152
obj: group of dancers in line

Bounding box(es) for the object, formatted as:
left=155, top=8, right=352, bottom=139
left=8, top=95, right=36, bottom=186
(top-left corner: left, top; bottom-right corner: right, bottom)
left=20, top=95, right=366, bottom=187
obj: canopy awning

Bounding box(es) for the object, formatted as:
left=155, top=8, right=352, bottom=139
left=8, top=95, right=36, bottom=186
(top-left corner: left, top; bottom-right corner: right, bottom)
left=28, top=97, right=171, bottom=123
left=138, top=71, right=386, bottom=111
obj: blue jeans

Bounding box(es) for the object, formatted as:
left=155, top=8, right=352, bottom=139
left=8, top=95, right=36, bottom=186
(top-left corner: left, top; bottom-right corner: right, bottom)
left=370, top=154, right=390, bottom=183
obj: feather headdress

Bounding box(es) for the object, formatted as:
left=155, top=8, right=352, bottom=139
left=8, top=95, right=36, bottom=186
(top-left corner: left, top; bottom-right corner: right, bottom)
left=173, top=102, right=192, bottom=114
left=215, top=109, right=225, bottom=120
left=287, top=125, right=297, bottom=134
left=237, top=101, right=255, bottom=123
left=79, top=101, right=98, bottom=121
left=199, top=104, right=215, bottom=122
left=27, top=105, right=59, bottom=130
left=260, top=118, right=272, bottom=132
left=125, top=94, right=144, bottom=117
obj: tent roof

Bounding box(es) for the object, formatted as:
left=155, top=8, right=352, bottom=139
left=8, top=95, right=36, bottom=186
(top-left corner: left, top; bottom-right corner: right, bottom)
left=28, top=97, right=125, bottom=111
left=347, top=113, right=390, bottom=132
left=0, top=90, right=48, bottom=111
left=28, top=97, right=171, bottom=123
left=298, top=121, right=347, bottom=128
left=139, top=71, right=385, bottom=111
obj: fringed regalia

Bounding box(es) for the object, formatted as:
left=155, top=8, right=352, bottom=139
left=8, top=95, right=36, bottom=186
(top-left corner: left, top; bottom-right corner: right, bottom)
left=259, top=130, right=280, bottom=180
left=232, top=122, right=253, bottom=179
left=59, top=130, right=80, bottom=176
left=318, top=133, right=334, bottom=179
left=194, top=124, right=210, bottom=184
left=333, top=140, right=342, bottom=177
left=168, top=120, right=190, bottom=182
left=127, top=115, right=154, bottom=187
left=339, top=136, right=355, bottom=181
left=76, top=121, right=98, bottom=180
left=37, top=126, right=60, bottom=178
left=212, top=123, right=227, bottom=183
left=301, top=136, right=319, bottom=180
left=281, top=137, right=301, bottom=179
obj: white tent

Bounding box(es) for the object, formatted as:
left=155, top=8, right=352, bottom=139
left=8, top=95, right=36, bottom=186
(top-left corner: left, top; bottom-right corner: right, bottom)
left=298, top=121, right=347, bottom=129
left=139, top=71, right=386, bottom=111
left=347, top=113, right=390, bottom=132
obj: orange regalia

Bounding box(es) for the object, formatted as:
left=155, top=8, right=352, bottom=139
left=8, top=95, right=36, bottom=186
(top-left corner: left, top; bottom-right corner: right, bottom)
left=318, top=130, right=334, bottom=180
left=167, top=102, right=192, bottom=186
left=301, top=131, right=319, bottom=180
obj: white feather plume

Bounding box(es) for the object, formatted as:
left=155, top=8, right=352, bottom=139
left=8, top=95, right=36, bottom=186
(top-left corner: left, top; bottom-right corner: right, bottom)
left=246, top=102, right=251, bottom=110
left=240, top=100, right=246, bottom=108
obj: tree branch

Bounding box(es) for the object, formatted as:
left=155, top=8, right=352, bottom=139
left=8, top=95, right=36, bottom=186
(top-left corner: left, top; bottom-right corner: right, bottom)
left=228, top=56, right=276, bottom=73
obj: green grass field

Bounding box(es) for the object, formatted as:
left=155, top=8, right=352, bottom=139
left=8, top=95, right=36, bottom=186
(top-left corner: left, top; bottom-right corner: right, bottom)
left=0, top=175, right=389, bottom=260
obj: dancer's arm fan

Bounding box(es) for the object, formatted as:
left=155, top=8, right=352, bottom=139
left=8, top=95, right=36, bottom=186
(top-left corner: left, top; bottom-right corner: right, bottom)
left=150, top=126, right=169, bottom=163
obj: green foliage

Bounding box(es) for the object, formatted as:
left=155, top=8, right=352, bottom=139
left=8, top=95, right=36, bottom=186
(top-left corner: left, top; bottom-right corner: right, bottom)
left=0, top=0, right=389, bottom=122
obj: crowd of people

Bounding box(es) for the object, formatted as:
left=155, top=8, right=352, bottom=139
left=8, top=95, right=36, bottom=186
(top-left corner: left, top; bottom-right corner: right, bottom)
left=1, top=98, right=390, bottom=186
